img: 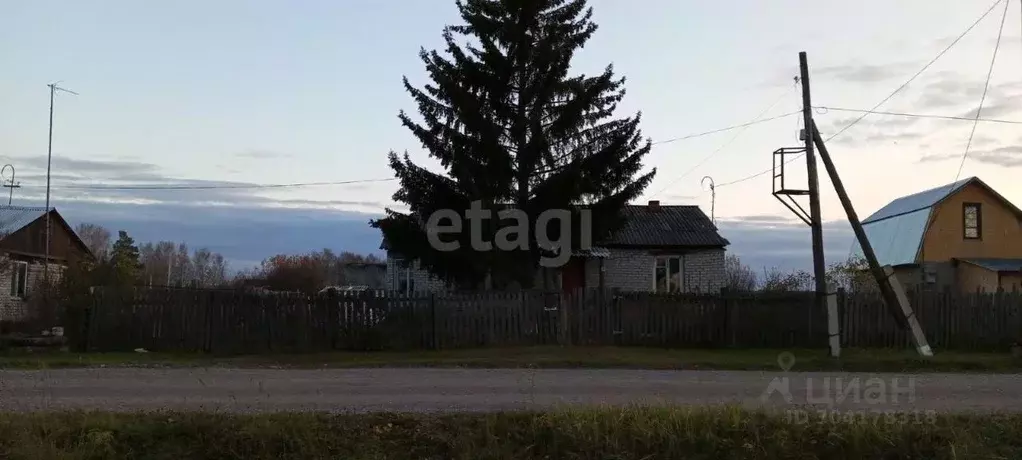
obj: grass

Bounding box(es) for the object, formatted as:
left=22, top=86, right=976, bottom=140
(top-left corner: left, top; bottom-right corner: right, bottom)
left=0, top=406, right=1021, bottom=459
left=1, top=346, right=1020, bottom=372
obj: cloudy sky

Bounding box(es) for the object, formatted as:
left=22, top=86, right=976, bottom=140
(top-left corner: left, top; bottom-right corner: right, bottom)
left=3, top=0, right=1021, bottom=273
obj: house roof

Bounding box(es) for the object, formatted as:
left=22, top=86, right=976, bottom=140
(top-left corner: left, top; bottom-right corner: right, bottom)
left=854, top=177, right=1020, bottom=266
left=604, top=205, right=729, bottom=247
left=0, top=206, right=52, bottom=236
left=958, top=258, right=1022, bottom=272
left=380, top=203, right=729, bottom=251
left=0, top=205, right=94, bottom=260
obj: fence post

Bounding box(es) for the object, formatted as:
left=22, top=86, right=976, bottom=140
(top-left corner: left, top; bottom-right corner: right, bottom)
left=826, top=283, right=841, bottom=358
left=725, top=289, right=738, bottom=347
left=430, top=293, right=438, bottom=350
left=82, top=286, right=97, bottom=352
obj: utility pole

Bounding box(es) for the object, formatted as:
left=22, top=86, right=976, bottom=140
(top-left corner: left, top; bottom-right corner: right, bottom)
left=811, top=121, right=931, bottom=356
left=1, top=165, right=20, bottom=205
left=799, top=52, right=829, bottom=326
left=45, top=82, right=78, bottom=286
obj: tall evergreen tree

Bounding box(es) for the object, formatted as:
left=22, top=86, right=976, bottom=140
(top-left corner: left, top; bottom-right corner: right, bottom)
left=109, top=230, right=142, bottom=284
left=372, top=0, right=655, bottom=288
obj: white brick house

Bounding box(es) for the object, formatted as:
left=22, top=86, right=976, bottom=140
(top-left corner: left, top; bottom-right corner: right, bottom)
left=0, top=207, right=93, bottom=321
left=382, top=201, right=729, bottom=293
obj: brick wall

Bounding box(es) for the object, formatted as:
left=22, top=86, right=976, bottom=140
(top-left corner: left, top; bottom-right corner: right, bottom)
left=602, top=249, right=653, bottom=291
left=385, top=256, right=448, bottom=293
left=601, top=248, right=726, bottom=293
left=681, top=249, right=726, bottom=293
left=0, top=257, right=65, bottom=321
left=384, top=248, right=726, bottom=294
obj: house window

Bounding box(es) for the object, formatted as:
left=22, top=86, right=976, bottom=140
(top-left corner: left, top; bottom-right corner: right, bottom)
left=653, top=256, right=683, bottom=293
left=923, top=267, right=937, bottom=284
left=963, top=203, right=982, bottom=240
left=10, top=261, right=27, bottom=298
left=392, top=259, right=414, bottom=293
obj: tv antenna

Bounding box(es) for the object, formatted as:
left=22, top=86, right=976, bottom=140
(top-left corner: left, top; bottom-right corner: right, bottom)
left=701, top=175, right=716, bottom=226
left=1, top=165, right=19, bottom=205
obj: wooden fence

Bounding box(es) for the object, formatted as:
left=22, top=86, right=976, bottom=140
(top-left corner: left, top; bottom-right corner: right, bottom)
left=69, top=287, right=1022, bottom=353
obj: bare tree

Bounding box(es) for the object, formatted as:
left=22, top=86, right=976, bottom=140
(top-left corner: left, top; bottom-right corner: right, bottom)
left=760, top=267, right=813, bottom=292
left=208, top=252, right=228, bottom=287
left=723, top=254, right=757, bottom=292
left=172, top=243, right=192, bottom=286
left=75, top=223, right=111, bottom=260
left=140, top=241, right=176, bottom=286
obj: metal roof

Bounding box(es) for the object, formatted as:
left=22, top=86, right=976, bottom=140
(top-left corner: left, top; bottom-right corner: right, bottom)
left=958, top=258, right=1022, bottom=272
left=862, top=177, right=973, bottom=224
left=853, top=177, right=984, bottom=266
left=0, top=206, right=50, bottom=237
left=852, top=207, right=930, bottom=266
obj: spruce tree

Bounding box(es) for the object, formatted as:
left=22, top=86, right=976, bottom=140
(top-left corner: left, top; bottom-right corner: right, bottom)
left=372, top=0, right=656, bottom=288
left=109, top=230, right=142, bottom=284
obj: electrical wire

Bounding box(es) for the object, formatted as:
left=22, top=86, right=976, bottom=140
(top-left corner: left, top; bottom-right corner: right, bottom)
left=650, top=111, right=801, bottom=145
left=20, top=177, right=398, bottom=191
left=15, top=101, right=803, bottom=192
left=953, top=0, right=1010, bottom=184
left=811, top=106, right=1022, bottom=125
left=715, top=0, right=1007, bottom=189
left=650, top=80, right=800, bottom=197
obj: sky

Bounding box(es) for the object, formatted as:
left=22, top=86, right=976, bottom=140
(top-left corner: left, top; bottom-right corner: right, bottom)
left=3, top=0, right=1022, bottom=274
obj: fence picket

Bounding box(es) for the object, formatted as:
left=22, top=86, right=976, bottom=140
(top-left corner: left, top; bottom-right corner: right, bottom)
left=71, top=286, right=1022, bottom=353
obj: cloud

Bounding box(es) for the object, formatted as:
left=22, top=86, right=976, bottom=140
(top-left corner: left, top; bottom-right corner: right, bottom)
left=813, top=62, right=915, bottom=84
left=660, top=193, right=699, bottom=202
left=817, top=112, right=925, bottom=147
left=862, top=130, right=924, bottom=145
left=957, top=97, right=1022, bottom=120
left=234, top=150, right=292, bottom=160
left=717, top=216, right=856, bottom=273
left=919, top=146, right=1022, bottom=167
left=915, top=72, right=1022, bottom=114
left=5, top=154, right=395, bottom=215
left=51, top=200, right=387, bottom=273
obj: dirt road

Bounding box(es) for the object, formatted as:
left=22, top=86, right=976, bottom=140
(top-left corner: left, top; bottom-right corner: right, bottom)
left=1, top=368, right=1019, bottom=413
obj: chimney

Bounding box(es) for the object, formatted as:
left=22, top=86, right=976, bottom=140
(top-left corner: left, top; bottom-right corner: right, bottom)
left=648, top=200, right=660, bottom=210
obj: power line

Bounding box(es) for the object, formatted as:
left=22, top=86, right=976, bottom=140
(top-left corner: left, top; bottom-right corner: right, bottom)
left=650, top=80, right=800, bottom=197
left=11, top=101, right=804, bottom=193
left=954, top=0, right=1010, bottom=183
left=650, top=110, right=801, bottom=145
left=813, top=106, right=1022, bottom=125
left=716, top=0, right=1006, bottom=189
left=21, top=177, right=398, bottom=191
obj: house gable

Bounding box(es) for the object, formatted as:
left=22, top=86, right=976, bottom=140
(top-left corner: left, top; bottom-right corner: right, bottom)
left=854, top=176, right=1021, bottom=266
left=0, top=209, right=92, bottom=263
left=920, top=180, right=1022, bottom=262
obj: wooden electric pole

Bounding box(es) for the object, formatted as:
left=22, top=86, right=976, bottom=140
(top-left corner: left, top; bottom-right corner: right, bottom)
left=799, top=52, right=829, bottom=320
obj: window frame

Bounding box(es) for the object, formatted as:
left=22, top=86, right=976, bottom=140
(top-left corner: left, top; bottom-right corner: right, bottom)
left=652, top=255, right=684, bottom=293
left=391, top=258, right=414, bottom=293
left=963, top=202, right=982, bottom=240
left=10, top=261, right=27, bottom=298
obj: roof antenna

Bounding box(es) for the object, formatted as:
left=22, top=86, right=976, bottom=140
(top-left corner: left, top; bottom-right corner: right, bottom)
left=701, top=175, right=716, bottom=227
left=1, top=165, right=19, bottom=205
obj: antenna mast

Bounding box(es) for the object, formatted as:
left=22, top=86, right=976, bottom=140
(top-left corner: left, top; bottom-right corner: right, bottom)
left=701, top=176, right=716, bottom=226
left=1, top=165, right=20, bottom=205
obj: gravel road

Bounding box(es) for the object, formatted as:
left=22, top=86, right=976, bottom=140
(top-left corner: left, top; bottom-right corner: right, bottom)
left=1, top=368, right=1020, bottom=413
